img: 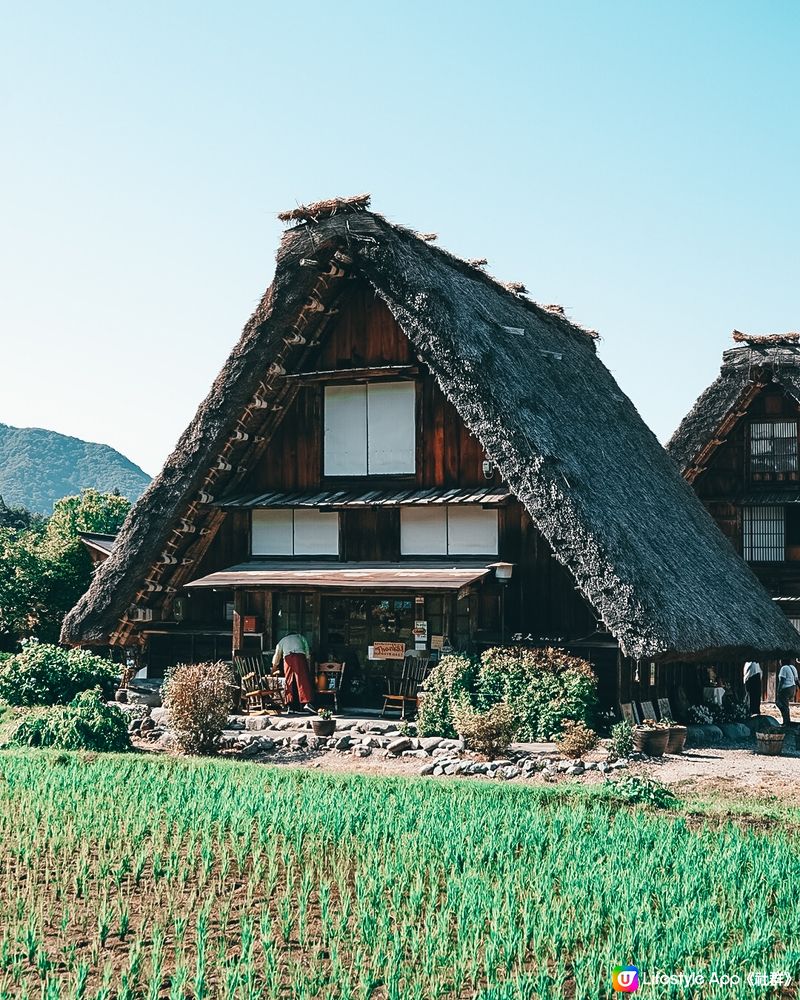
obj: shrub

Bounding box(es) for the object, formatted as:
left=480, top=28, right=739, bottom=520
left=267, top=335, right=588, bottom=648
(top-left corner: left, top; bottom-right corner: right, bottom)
left=452, top=701, right=516, bottom=759
left=0, top=639, right=118, bottom=706
left=613, top=776, right=679, bottom=810
left=417, top=654, right=477, bottom=738
left=555, top=720, right=599, bottom=759
left=476, top=646, right=597, bottom=741
left=162, top=662, right=234, bottom=755
left=9, top=688, right=129, bottom=751
left=610, top=720, right=634, bottom=758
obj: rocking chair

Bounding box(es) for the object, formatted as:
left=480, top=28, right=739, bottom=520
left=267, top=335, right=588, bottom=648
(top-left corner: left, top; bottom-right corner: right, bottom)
left=381, top=651, right=430, bottom=719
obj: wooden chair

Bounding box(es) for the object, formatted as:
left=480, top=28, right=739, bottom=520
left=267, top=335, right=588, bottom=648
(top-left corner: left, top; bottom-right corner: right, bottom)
left=382, top=651, right=430, bottom=719
left=315, top=661, right=345, bottom=713
left=233, top=655, right=286, bottom=714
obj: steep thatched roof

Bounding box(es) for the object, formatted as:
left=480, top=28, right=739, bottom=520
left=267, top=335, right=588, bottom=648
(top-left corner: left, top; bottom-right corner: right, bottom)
left=668, top=335, right=800, bottom=478
left=62, top=204, right=799, bottom=659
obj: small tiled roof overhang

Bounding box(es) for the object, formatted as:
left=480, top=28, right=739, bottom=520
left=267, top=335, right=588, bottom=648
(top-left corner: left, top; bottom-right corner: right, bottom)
left=215, top=486, right=511, bottom=509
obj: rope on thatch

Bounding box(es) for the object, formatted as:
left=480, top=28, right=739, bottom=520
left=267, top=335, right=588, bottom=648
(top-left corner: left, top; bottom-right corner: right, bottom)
left=466, top=257, right=488, bottom=268
left=278, top=193, right=371, bottom=224
left=418, top=232, right=438, bottom=242
left=504, top=281, right=528, bottom=295
left=732, top=330, right=800, bottom=345
left=544, top=304, right=565, bottom=315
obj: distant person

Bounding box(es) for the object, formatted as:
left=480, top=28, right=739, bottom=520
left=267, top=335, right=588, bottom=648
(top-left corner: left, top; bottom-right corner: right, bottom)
left=743, top=660, right=762, bottom=717
left=272, top=633, right=316, bottom=714
left=776, top=659, right=799, bottom=728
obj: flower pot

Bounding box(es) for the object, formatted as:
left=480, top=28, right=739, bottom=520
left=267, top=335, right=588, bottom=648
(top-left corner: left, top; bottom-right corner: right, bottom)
left=666, top=725, right=687, bottom=754
left=756, top=731, right=785, bottom=756
left=633, top=727, right=669, bottom=757
left=115, top=688, right=128, bottom=704
left=312, top=719, right=336, bottom=738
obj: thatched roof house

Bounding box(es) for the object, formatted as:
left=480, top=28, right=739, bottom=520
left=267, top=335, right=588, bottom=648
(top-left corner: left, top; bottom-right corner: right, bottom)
left=62, top=199, right=797, bottom=668
left=669, top=333, right=800, bottom=480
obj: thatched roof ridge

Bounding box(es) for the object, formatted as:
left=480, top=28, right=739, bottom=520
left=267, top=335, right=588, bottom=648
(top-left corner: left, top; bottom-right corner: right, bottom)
left=62, top=208, right=799, bottom=658
left=667, top=339, right=800, bottom=475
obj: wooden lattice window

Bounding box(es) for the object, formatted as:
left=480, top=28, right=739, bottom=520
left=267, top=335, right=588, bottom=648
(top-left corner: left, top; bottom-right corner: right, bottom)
left=750, top=421, right=798, bottom=476
left=742, top=505, right=784, bottom=562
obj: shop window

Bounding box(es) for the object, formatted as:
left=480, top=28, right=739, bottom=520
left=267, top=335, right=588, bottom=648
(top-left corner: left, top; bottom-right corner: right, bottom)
left=252, top=509, right=339, bottom=556
left=400, top=506, right=498, bottom=555
left=324, top=382, right=416, bottom=475
left=750, top=421, right=798, bottom=477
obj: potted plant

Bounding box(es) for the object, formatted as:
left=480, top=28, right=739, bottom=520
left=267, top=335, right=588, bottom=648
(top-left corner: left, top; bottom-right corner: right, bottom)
left=311, top=707, right=336, bottom=738
left=633, top=718, right=670, bottom=757
left=661, top=716, right=687, bottom=754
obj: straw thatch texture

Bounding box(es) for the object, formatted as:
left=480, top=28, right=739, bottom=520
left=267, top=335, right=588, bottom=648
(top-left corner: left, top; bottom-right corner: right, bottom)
left=62, top=211, right=799, bottom=659
left=668, top=340, right=800, bottom=475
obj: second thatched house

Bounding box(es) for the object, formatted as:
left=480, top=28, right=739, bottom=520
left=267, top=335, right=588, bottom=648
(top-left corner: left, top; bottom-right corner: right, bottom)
left=62, top=198, right=797, bottom=711
left=669, top=331, right=800, bottom=700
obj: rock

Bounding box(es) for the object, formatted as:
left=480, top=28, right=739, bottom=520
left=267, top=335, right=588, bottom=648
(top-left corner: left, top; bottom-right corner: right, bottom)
left=257, top=738, right=276, bottom=752
left=584, top=761, right=598, bottom=771
left=610, top=760, right=628, bottom=770
left=402, top=749, right=429, bottom=759
left=418, top=736, right=443, bottom=752
left=128, top=719, right=142, bottom=733
left=443, top=763, right=458, bottom=775
left=291, top=734, right=308, bottom=748
left=491, top=759, right=512, bottom=768
left=432, top=747, right=451, bottom=757
left=239, top=742, right=263, bottom=759
left=420, top=761, right=437, bottom=776
left=126, top=683, right=162, bottom=708
left=353, top=746, right=372, bottom=758
left=433, top=765, right=445, bottom=776
left=557, top=760, right=572, bottom=772
left=565, top=763, right=585, bottom=776
left=244, top=717, right=270, bottom=731
left=387, top=737, right=413, bottom=754
left=271, top=719, right=291, bottom=731
left=720, top=723, right=751, bottom=741
left=334, top=735, right=352, bottom=751
left=504, top=766, right=520, bottom=779
left=139, top=717, right=155, bottom=733
left=597, top=762, right=610, bottom=774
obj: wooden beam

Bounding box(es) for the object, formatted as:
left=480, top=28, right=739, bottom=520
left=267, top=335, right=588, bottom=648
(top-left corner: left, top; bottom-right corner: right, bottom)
left=284, top=365, right=419, bottom=383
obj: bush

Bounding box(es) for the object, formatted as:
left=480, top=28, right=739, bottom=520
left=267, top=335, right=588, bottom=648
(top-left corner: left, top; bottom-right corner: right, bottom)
left=476, top=646, right=597, bottom=741
left=452, top=701, right=516, bottom=759
left=613, top=776, right=679, bottom=810
left=162, top=662, right=234, bottom=755
left=555, top=720, right=599, bottom=759
left=417, top=654, right=477, bottom=738
left=0, top=639, right=118, bottom=706
left=610, top=719, right=634, bottom=758
left=9, top=688, right=130, bottom=751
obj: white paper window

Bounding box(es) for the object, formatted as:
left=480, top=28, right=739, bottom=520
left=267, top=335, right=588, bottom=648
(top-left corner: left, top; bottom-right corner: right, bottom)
left=252, top=509, right=339, bottom=556
left=750, top=421, right=798, bottom=474
left=401, top=508, right=449, bottom=555
left=742, top=505, right=784, bottom=562
left=324, top=382, right=415, bottom=475
left=400, top=506, right=499, bottom=555
left=447, top=506, right=499, bottom=555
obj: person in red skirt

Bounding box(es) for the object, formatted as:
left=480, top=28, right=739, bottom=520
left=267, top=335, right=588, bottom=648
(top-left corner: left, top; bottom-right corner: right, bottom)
left=272, top=632, right=316, bottom=713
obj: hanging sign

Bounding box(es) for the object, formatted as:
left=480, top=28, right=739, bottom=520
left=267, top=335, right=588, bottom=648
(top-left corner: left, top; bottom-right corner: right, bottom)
left=430, top=635, right=444, bottom=650
left=370, top=641, right=406, bottom=660
left=412, top=620, right=428, bottom=641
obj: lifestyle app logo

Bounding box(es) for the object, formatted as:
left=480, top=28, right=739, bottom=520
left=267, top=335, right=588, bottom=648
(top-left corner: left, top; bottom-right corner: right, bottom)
left=612, top=966, right=640, bottom=992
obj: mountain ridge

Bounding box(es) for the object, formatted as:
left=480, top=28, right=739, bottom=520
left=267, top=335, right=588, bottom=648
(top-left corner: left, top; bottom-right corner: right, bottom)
left=0, top=422, right=151, bottom=514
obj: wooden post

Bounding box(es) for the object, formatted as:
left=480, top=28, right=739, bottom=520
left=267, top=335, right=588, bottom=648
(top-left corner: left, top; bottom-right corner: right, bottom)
left=232, top=589, right=244, bottom=659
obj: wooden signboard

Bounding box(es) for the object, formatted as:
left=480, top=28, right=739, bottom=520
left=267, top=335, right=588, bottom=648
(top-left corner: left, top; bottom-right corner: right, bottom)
left=620, top=702, right=638, bottom=724
left=412, top=620, right=428, bottom=640
left=639, top=700, right=656, bottom=722
left=430, top=635, right=444, bottom=650
left=657, top=697, right=672, bottom=720
left=370, top=641, right=406, bottom=661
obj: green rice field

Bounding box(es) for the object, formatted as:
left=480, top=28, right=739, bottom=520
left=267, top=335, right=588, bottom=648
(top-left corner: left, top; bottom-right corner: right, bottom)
left=0, top=751, right=798, bottom=999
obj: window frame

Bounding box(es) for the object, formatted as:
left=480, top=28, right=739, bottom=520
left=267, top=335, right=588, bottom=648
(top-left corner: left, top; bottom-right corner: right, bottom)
left=251, top=508, right=340, bottom=558
left=749, top=420, right=799, bottom=479
left=323, top=379, right=418, bottom=478
left=400, top=505, right=500, bottom=557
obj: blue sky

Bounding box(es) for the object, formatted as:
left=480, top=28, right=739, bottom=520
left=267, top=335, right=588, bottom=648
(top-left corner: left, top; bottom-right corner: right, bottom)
left=2, top=1, right=799, bottom=477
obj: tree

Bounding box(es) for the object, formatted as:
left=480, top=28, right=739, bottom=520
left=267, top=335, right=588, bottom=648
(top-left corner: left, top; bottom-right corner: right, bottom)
left=0, top=490, right=130, bottom=651
left=0, top=496, right=43, bottom=531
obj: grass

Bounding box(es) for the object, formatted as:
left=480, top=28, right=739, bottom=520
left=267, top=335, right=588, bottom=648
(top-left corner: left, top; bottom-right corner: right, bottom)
left=0, top=749, right=798, bottom=998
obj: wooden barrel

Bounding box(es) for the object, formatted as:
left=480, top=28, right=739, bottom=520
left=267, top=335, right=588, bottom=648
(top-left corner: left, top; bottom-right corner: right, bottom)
left=755, top=731, right=785, bottom=756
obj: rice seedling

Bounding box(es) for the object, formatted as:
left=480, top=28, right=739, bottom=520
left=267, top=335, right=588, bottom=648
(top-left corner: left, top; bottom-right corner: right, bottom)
left=0, top=750, right=797, bottom=998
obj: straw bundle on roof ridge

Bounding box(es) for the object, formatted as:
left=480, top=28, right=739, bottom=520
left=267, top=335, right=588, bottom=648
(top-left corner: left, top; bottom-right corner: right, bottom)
left=732, top=330, right=800, bottom=345
left=278, top=193, right=371, bottom=223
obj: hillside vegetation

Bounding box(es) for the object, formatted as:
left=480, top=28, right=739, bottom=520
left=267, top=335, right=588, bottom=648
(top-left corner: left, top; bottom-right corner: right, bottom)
left=0, top=423, right=150, bottom=514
